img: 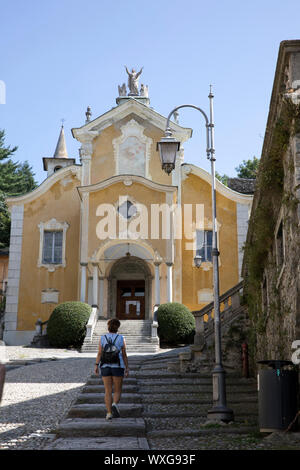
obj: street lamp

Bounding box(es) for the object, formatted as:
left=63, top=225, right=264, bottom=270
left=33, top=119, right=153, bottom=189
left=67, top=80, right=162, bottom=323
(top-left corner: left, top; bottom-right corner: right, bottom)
left=193, top=254, right=203, bottom=268
left=157, top=88, right=234, bottom=423
left=156, top=134, right=180, bottom=174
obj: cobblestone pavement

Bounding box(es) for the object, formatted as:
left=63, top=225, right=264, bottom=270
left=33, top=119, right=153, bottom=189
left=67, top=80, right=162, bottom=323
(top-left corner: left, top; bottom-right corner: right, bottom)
left=1, top=346, right=300, bottom=450
left=0, top=347, right=96, bottom=450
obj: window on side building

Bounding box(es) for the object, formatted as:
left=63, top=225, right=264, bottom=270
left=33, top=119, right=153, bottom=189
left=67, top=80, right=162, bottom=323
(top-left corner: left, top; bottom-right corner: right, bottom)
left=196, top=230, right=213, bottom=262
left=42, top=231, right=63, bottom=264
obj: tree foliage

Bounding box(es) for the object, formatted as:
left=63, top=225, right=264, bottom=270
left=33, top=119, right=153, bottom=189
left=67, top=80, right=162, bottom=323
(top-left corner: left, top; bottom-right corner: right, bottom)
left=0, top=130, right=37, bottom=248
left=215, top=171, right=229, bottom=186
left=235, top=156, right=260, bottom=179
left=215, top=156, right=260, bottom=186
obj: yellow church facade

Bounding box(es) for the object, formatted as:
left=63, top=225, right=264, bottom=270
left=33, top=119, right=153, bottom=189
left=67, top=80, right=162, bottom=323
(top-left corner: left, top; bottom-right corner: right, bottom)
left=3, top=87, right=252, bottom=345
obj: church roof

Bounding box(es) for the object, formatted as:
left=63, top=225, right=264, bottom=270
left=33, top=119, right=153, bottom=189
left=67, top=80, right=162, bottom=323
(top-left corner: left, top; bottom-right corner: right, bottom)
left=53, top=125, right=68, bottom=158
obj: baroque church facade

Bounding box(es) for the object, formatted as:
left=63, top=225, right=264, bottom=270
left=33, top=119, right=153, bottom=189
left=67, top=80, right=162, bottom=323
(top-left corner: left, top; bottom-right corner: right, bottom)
left=3, top=71, right=253, bottom=345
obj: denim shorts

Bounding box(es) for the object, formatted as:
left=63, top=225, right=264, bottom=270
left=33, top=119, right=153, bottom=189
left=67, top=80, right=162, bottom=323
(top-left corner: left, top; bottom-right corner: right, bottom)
left=100, top=366, right=124, bottom=377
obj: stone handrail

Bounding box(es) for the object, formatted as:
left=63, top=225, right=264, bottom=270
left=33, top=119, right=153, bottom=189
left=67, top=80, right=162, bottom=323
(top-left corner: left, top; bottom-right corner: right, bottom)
left=192, top=281, right=244, bottom=347
left=152, top=305, right=159, bottom=338
left=35, top=318, right=48, bottom=336
left=85, top=307, right=98, bottom=342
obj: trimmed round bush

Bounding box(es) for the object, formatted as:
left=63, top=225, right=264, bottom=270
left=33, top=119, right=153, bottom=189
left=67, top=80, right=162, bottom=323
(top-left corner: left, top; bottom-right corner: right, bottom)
left=47, top=301, right=91, bottom=348
left=157, top=302, right=195, bottom=344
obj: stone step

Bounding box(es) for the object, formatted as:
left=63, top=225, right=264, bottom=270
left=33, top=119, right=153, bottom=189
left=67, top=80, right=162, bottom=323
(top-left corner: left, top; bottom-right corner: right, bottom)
left=142, top=403, right=258, bottom=417
left=137, top=378, right=257, bottom=386
left=76, top=391, right=257, bottom=406
left=87, top=377, right=137, bottom=385
left=76, top=393, right=141, bottom=404
left=146, top=426, right=258, bottom=439
left=139, top=385, right=257, bottom=394
left=82, top=343, right=159, bottom=349
left=135, top=373, right=257, bottom=382
left=140, top=394, right=257, bottom=404
left=93, top=328, right=153, bottom=333
left=47, top=436, right=149, bottom=450
left=144, top=416, right=258, bottom=432
left=57, top=418, right=146, bottom=438
left=68, top=403, right=143, bottom=419
left=91, top=335, right=156, bottom=341
left=83, top=347, right=158, bottom=351
left=82, top=385, right=138, bottom=394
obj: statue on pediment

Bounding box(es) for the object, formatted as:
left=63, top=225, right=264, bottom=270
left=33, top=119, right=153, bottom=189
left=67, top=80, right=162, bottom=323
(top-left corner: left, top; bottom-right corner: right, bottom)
left=125, top=66, right=143, bottom=95
left=140, top=84, right=148, bottom=97
left=118, top=83, right=127, bottom=96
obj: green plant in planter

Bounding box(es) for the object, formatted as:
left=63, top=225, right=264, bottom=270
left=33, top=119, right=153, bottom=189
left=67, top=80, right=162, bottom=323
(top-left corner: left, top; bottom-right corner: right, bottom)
left=157, top=302, right=195, bottom=345
left=47, top=301, right=91, bottom=348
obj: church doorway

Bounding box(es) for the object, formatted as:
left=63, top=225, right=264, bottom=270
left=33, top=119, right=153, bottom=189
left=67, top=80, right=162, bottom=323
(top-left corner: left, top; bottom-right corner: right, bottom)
left=107, top=254, right=152, bottom=320
left=116, top=280, right=145, bottom=319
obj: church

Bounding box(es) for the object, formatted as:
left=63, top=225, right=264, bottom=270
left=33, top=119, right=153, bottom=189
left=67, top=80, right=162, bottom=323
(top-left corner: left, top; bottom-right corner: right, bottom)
left=3, top=69, right=253, bottom=345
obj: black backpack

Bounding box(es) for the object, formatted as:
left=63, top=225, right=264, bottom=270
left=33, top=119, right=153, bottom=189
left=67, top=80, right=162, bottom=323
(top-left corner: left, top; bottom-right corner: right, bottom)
left=100, top=335, right=120, bottom=366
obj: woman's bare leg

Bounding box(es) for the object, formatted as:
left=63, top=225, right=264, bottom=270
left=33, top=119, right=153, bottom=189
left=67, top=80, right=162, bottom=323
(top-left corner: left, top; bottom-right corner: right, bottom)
left=112, top=376, right=123, bottom=404
left=102, top=376, right=113, bottom=413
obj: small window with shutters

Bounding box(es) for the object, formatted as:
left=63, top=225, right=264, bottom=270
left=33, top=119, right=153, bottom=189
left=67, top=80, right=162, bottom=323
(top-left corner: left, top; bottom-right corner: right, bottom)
left=42, top=231, right=63, bottom=264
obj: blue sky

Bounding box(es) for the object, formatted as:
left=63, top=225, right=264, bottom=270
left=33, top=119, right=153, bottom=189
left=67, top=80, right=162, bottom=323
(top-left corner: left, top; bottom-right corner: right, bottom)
left=1, top=0, right=300, bottom=183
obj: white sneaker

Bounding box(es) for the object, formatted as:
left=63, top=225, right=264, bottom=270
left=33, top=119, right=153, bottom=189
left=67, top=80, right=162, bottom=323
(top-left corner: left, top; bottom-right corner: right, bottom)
left=106, top=412, right=113, bottom=421
left=112, top=403, right=120, bottom=418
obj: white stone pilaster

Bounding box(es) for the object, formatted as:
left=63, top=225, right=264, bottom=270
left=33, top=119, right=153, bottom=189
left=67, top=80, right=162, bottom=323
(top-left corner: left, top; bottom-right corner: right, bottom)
left=78, top=132, right=97, bottom=186
left=154, top=263, right=161, bottom=306
left=166, top=262, right=173, bottom=303
left=99, top=277, right=104, bottom=316
left=3, top=205, right=24, bottom=344
left=80, top=263, right=87, bottom=303
left=92, top=264, right=98, bottom=308
left=80, top=192, right=89, bottom=263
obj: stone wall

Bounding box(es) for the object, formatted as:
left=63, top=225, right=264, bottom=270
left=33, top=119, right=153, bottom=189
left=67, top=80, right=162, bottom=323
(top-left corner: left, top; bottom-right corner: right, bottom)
left=244, top=41, right=300, bottom=366
left=255, top=140, right=300, bottom=362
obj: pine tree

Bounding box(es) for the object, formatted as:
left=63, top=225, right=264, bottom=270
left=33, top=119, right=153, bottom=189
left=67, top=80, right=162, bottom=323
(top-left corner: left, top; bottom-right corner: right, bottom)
left=0, top=130, right=37, bottom=247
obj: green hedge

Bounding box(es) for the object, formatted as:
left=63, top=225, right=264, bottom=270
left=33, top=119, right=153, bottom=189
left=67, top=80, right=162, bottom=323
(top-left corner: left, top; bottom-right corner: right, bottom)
left=157, top=302, right=195, bottom=344
left=47, top=301, right=91, bottom=348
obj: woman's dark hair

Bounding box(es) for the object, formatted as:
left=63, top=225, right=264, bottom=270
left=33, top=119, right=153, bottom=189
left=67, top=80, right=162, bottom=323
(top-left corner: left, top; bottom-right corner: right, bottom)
left=107, top=318, right=121, bottom=333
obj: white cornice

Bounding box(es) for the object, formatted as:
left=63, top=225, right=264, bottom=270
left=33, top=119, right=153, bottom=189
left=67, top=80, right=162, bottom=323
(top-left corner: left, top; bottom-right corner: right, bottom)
left=182, top=164, right=253, bottom=204
left=72, top=99, right=192, bottom=144
left=6, top=165, right=81, bottom=206
left=77, top=174, right=177, bottom=197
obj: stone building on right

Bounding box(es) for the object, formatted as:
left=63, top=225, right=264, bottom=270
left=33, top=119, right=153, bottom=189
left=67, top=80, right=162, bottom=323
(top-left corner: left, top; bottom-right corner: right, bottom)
left=243, top=40, right=300, bottom=364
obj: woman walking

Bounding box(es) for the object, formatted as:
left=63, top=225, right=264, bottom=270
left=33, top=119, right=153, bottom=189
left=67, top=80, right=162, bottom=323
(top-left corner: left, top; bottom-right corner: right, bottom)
left=94, top=319, right=129, bottom=421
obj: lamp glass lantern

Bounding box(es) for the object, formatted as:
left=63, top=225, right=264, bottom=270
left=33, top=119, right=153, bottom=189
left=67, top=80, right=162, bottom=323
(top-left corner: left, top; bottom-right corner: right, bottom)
left=194, top=254, right=203, bottom=268
left=156, top=136, right=180, bottom=174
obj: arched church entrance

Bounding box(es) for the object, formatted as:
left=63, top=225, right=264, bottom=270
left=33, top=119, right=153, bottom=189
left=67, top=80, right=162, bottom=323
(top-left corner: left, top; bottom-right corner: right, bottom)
left=107, top=255, right=152, bottom=320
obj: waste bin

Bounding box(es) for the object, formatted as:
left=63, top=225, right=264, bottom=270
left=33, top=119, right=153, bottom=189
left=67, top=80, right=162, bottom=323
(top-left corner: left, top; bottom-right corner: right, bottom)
left=257, top=360, right=298, bottom=432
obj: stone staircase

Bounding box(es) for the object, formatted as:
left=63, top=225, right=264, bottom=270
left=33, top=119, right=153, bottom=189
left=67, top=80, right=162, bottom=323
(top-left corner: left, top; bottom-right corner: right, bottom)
left=46, top=356, right=149, bottom=450
left=46, top=351, right=259, bottom=450
left=81, top=320, right=159, bottom=354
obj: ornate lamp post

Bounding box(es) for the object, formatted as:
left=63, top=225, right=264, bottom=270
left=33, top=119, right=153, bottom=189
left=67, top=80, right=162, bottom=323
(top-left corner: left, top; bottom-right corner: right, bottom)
left=157, top=88, right=233, bottom=422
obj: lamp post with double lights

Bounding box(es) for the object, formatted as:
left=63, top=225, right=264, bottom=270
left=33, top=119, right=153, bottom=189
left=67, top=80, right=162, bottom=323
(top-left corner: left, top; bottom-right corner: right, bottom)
left=156, top=88, right=233, bottom=422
